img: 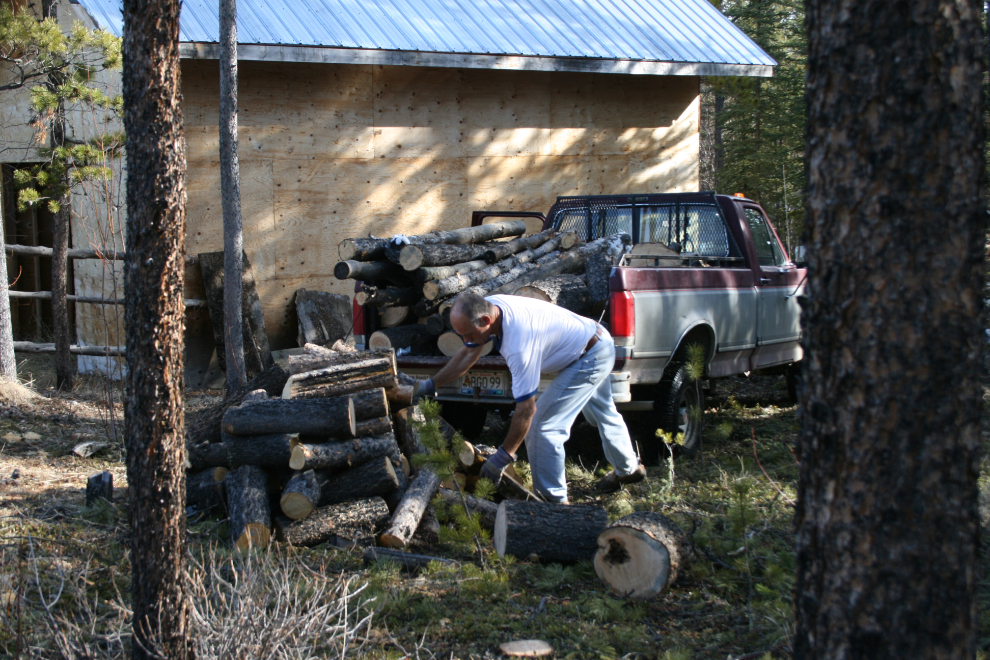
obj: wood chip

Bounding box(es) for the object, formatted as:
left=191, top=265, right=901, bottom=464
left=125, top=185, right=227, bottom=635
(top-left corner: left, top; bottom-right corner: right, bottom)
left=499, top=640, right=554, bottom=657
left=73, top=441, right=109, bottom=458
left=22, top=432, right=41, bottom=441
left=2, top=432, right=20, bottom=442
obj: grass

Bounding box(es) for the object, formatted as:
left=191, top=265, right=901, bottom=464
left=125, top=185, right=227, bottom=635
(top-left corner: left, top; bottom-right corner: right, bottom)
left=1, top=359, right=988, bottom=659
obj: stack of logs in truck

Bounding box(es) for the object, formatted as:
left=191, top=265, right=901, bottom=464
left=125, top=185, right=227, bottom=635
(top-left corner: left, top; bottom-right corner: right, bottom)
left=181, top=339, right=685, bottom=599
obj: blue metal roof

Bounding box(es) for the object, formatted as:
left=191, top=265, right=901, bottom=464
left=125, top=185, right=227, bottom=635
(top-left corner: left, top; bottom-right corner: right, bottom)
left=76, top=0, right=774, bottom=74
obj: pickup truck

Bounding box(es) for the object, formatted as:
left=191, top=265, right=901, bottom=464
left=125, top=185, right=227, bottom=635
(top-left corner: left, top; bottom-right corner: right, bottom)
left=356, top=192, right=806, bottom=456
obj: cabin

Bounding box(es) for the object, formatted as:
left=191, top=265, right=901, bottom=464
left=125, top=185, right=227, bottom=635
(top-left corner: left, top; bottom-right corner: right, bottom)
left=0, top=0, right=774, bottom=377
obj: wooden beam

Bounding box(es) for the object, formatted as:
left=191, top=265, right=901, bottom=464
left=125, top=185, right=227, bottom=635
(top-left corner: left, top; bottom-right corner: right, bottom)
left=13, top=342, right=125, bottom=356
left=7, top=290, right=207, bottom=308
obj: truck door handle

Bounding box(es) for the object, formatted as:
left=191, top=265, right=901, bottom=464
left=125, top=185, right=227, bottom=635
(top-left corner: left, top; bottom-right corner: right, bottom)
left=760, top=278, right=771, bottom=284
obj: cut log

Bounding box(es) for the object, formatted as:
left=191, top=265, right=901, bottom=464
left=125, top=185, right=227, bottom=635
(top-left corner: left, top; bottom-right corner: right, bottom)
left=186, top=363, right=289, bottom=447
left=222, top=433, right=295, bottom=469
left=494, top=500, right=608, bottom=562
left=480, top=228, right=556, bottom=263
left=394, top=405, right=459, bottom=457
left=304, top=342, right=336, bottom=356
left=355, top=286, right=419, bottom=308
left=338, top=236, right=389, bottom=261
left=385, top=383, right=414, bottom=409
left=457, top=441, right=497, bottom=474
left=378, top=467, right=442, bottom=548
left=198, top=251, right=274, bottom=379
left=380, top=305, right=411, bottom=327
left=225, top=465, right=271, bottom=552
left=411, top=296, right=447, bottom=318
left=516, top=274, right=592, bottom=316
left=416, top=260, right=488, bottom=284
left=318, top=456, right=400, bottom=506
left=594, top=512, right=685, bottom=599
left=499, top=641, right=554, bottom=658
left=186, top=442, right=230, bottom=471
left=368, top=324, right=435, bottom=351
left=436, top=487, right=498, bottom=531
left=584, top=252, right=613, bottom=306
left=282, top=354, right=397, bottom=399
left=437, top=331, right=492, bottom=357
left=276, top=497, right=390, bottom=547
left=222, top=397, right=355, bottom=438
left=287, top=347, right=395, bottom=376
left=289, top=432, right=398, bottom=471
left=489, top=233, right=632, bottom=296
left=355, top=415, right=394, bottom=438
left=279, top=469, right=321, bottom=520
left=462, top=251, right=560, bottom=298
left=424, top=315, right=447, bottom=335
left=416, top=504, right=441, bottom=544
left=186, top=467, right=228, bottom=514
left=334, top=260, right=407, bottom=283
left=422, top=234, right=570, bottom=301
left=85, top=471, right=113, bottom=506
left=362, top=546, right=457, bottom=572
left=385, top=220, right=528, bottom=265
left=398, top=242, right=496, bottom=271
left=295, top=289, right=351, bottom=347
left=241, top=389, right=269, bottom=404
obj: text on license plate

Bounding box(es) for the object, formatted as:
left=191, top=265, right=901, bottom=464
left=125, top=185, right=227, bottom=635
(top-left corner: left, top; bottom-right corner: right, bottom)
left=461, top=372, right=506, bottom=397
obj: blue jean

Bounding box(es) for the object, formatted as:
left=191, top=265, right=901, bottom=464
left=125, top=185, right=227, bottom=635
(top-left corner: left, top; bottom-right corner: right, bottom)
left=523, top=330, right=639, bottom=503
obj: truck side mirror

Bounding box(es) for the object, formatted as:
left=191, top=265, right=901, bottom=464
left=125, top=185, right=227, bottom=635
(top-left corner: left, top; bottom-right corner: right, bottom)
left=793, top=245, right=809, bottom=266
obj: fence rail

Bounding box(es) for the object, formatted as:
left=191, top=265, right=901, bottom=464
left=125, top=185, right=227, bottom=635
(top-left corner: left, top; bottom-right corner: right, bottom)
left=13, top=342, right=125, bottom=356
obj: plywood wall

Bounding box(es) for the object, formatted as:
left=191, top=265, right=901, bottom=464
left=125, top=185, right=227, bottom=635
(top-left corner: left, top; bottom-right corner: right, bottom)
left=181, top=60, right=699, bottom=348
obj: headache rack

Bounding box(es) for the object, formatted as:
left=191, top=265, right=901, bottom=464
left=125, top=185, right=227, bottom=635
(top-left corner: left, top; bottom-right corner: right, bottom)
left=547, top=192, right=743, bottom=261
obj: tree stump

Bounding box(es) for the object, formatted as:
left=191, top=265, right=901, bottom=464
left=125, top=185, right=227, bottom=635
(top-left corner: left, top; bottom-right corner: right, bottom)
left=594, top=511, right=685, bottom=599
left=85, top=471, right=113, bottom=506
left=495, top=500, right=608, bottom=562
left=225, top=465, right=271, bottom=552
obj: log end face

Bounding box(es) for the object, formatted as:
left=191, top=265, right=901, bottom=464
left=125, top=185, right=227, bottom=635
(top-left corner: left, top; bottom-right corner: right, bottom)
left=594, top=528, right=671, bottom=600
left=338, top=240, right=357, bottom=261
left=378, top=533, right=406, bottom=549
left=423, top=281, right=440, bottom=300
left=399, top=246, right=424, bottom=271
left=280, top=492, right=315, bottom=520
left=235, top=523, right=271, bottom=553
left=289, top=445, right=307, bottom=471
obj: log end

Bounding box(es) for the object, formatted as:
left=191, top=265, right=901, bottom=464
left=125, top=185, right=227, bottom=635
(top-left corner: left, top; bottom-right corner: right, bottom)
left=234, top=523, right=271, bottom=553
left=348, top=397, right=358, bottom=437
left=560, top=231, right=578, bottom=250
left=494, top=501, right=508, bottom=557
left=333, top=261, right=351, bottom=280
left=457, top=441, right=478, bottom=470
left=422, top=281, right=440, bottom=301
left=378, top=532, right=406, bottom=549
left=289, top=445, right=307, bottom=471
left=368, top=331, right=391, bottom=350
left=338, top=240, right=358, bottom=261
left=399, top=246, right=424, bottom=271
left=280, top=492, right=315, bottom=521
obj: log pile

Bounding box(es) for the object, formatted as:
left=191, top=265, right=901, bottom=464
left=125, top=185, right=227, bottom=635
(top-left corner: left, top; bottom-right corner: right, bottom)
left=335, top=223, right=632, bottom=356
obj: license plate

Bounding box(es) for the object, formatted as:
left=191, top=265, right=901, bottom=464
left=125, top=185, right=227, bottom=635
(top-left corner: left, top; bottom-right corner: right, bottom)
left=461, top=371, right=507, bottom=397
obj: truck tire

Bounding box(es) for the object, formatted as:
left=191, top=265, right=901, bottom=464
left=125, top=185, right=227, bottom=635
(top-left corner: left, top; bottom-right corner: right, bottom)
left=654, top=363, right=704, bottom=457
left=438, top=401, right=488, bottom=441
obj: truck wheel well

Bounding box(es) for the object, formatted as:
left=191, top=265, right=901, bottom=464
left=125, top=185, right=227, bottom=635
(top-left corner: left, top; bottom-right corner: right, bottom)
left=670, top=326, right=715, bottom=375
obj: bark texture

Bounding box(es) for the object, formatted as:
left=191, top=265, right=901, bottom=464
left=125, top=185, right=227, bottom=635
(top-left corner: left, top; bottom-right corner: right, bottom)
left=516, top=274, right=591, bottom=316
left=121, top=0, right=192, bottom=654
left=334, top=259, right=407, bottom=282
left=362, top=547, right=456, bottom=572
left=379, top=466, right=441, bottom=548
left=276, top=497, right=389, bottom=547
left=219, top=0, right=246, bottom=391
left=86, top=471, right=113, bottom=506
left=317, top=455, right=399, bottom=506
left=795, top=2, right=984, bottom=659
left=0, top=180, right=15, bottom=380
left=288, top=432, right=398, bottom=471
left=185, top=363, right=288, bottom=446
left=282, top=354, right=396, bottom=399
left=225, top=465, right=271, bottom=552
left=287, top=347, right=394, bottom=376
left=222, top=396, right=356, bottom=437
left=495, top=500, right=607, bottom=562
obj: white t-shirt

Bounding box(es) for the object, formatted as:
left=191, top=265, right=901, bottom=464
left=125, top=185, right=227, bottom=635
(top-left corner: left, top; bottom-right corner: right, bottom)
left=487, top=294, right=598, bottom=402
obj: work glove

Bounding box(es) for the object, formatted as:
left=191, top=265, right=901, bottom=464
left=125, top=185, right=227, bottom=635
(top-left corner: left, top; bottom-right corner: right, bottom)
left=412, top=378, right=436, bottom=403
left=479, top=447, right=516, bottom=485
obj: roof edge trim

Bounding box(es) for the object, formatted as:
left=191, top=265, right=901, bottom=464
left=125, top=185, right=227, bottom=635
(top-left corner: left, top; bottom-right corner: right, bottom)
left=179, top=43, right=774, bottom=77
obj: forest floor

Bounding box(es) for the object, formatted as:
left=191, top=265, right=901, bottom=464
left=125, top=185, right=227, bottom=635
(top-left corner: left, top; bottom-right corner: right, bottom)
left=1, top=355, right=988, bottom=659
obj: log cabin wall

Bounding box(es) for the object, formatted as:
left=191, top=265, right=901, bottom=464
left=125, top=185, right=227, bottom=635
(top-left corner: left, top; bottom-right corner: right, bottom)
left=181, top=59, right=700, bottom=350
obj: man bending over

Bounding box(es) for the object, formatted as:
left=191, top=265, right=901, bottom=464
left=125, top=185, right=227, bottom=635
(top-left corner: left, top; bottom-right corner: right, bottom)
left=414, top=291, right=645, bottom=503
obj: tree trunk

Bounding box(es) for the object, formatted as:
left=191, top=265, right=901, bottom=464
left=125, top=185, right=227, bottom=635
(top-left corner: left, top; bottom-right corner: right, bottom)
left=515, top=275, right=591, bottom=316
left=121, top=0, right=192, bottom=654
left=378, top=466, right=442, bottom=548
left=338, top=236, right=389, bottom=261
left=287, top=347, right=393, bottom=376
left=185, top=363, right=288, bottom=446
left=795, top=2, right=983, bottom=659
left=355, top=286, right=419, bottom=307
left=0, top=179, right=16, bottom=380
left=276, top=497, right=390, bottom=547
left=480, top=228, right=556, bottom=263
left=288, top=432, right=398, bottom=471
left=225, top=465, right=271, bottom=552
left=416, top=260, right=489, bottom=283
left=368, top=324, right=435, bottom=351
left=218, top=0, right=246, bottom=391
left=318, top=455, right=399, bottom=506
left=282, top=354, right=396, bottom=399
left=334, top=259, right=407, bottom=283
left=594, top=512, right=684, bottom=599
left=495, top=500, right=608, bottom=563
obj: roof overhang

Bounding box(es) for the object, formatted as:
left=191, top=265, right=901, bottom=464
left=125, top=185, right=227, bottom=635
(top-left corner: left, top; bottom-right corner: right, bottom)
left=179, top=43, right=773, bottom=77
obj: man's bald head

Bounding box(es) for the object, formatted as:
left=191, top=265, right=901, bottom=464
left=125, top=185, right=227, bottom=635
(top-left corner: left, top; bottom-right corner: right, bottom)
left=451, top=292, right=493, bottom=327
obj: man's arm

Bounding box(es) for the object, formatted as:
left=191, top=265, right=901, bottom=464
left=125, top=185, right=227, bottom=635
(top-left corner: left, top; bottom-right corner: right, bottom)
left=501, top=395, right=537, bottom=457
left=430, top=344, right=485, bottom=388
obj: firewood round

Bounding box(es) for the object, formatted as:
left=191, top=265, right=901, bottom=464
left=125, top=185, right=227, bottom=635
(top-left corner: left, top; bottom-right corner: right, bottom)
left=593, top=511, right=684, bottom=599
